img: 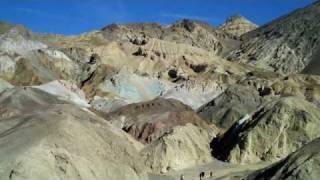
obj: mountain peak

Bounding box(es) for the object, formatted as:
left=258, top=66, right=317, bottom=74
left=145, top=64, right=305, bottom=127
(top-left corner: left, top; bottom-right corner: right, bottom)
left=219, top=15, right=258, bottom=37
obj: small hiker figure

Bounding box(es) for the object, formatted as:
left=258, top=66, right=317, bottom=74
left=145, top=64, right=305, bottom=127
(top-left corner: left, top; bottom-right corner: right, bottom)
left=210, top=171, right=213, bottom=177
left=180, top=174, right=185, bottom=180
left=89, top=54, right=97, bottom=65
left=200, top=171, right=205, bottom=180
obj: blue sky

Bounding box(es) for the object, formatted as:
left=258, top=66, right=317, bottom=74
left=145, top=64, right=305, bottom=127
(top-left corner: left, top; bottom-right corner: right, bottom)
left=0, top=0, right=314, bottom=35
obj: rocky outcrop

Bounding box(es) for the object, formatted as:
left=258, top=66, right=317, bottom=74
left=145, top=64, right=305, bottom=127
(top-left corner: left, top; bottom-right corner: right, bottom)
left=10, top=56, right=58, bottom=85
left=33, top=80, right=89, bottom=107
left=198, top=84, right=263, bottom=129
left=105, top=97, right=217, bottom=174
left=141, top=123, right=215, bottom=174
left=0, top=26, right=47, bottom=54
left=161, top=19, right=224, bottom=55
left=0, top=78, right=13, bottom=93
left=0, top=27, right=100, bottom=88
left=0, top=51, right=17, bottom=79
left=219, top=15, right=257, bottom=37
left=212, top=96, right=320, bottom=164
left=246, top=137, right=320, bottom=180
left=0, top=48, right=96, bottom=86
left=228, top=1, right=320, bottom=74
left=101, top=22, right=162, bottom=42
left=130, top=38, right=222, bottom=76
left=90, top=95, right=128, bottom=113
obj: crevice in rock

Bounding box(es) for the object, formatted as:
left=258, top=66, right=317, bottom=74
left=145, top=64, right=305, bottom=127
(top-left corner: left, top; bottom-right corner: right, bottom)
left=168, top=69, right=177, bottom=79
left=80, top=71, right=96, bottom=88
left=189, top=64, right=208, bottom=73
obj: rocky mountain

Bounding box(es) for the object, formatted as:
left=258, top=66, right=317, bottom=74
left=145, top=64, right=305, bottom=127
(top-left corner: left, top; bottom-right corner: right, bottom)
left=107, top=98, right=215, bottom=144
left=245, top=137, right=320, bottom=180
left=198, top=84, right=264, bottom=129
left=0, top=1, right=320, bottom=179
left=228, top=1, right=320, bottom=74
left=103, top=97, right=219, bottom=173
left=219, top=15, right=258, bottom=37
left=212, top=96, right=320, bottom=164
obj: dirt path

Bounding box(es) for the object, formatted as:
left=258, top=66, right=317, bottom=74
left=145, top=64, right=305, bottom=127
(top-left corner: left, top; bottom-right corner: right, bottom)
left=149, top=160, right=270, bottom=180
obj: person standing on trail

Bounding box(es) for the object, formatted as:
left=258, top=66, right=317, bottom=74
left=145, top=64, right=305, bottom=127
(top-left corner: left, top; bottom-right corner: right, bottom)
left=200, top=172, right=205, bottom=180
left=180, top=174, right=184, bottom=180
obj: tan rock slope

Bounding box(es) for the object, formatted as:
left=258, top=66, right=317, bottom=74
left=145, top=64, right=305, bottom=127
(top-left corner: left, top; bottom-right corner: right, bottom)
left=212, top=96, right=320, bottom=164
left=0, top=87, right=148, bottom=180
left=141, top=123, right=214, bottom=173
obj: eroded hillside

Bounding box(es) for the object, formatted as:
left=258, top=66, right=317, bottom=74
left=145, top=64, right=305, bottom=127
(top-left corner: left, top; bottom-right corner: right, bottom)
left=0, top=1, right=320, bottom=180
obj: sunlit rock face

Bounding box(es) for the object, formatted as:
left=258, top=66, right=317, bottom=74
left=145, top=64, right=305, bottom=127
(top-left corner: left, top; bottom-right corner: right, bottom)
left=0, top=26, right=47, bottom=54
left=141, top=123, right=216, bottom=173
left=212, top=96, right=320, bottom=164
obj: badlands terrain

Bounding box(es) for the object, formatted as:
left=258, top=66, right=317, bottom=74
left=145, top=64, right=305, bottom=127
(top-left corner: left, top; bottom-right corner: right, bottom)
left=0, top=1, right=320, bottom=180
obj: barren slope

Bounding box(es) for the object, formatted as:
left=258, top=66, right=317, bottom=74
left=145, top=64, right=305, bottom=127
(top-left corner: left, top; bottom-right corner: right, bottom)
left=228, top=1, right=320, bottom=74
